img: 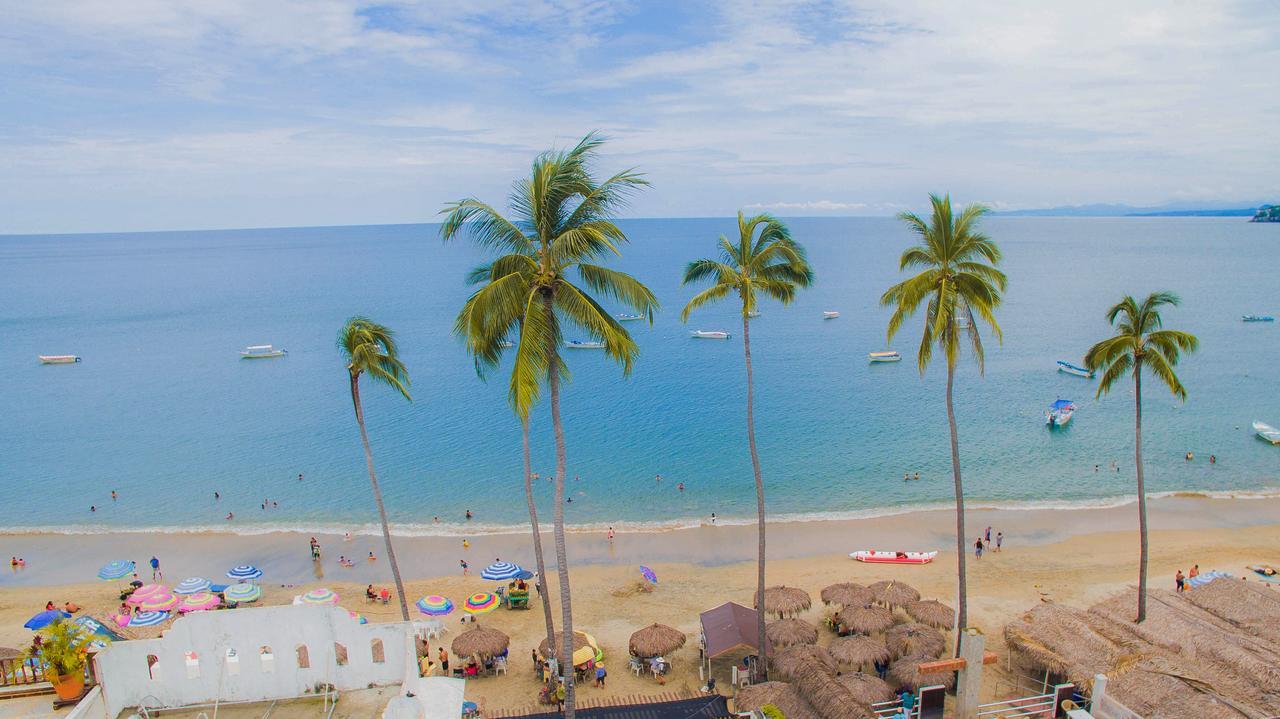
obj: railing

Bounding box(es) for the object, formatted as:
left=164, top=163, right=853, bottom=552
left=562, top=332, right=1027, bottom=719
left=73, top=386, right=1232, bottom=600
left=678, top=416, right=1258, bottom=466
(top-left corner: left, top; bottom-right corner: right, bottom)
left=0, top=656, right=46, bottom=687
left=976, top=683, right=1075, bottom=719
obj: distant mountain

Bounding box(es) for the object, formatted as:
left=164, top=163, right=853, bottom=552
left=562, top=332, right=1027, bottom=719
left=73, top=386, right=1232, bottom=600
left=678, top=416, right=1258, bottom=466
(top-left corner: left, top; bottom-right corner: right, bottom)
left=997, top=201, right=1269, bottom=217
left=1251, top=205, right=1280, bottom=223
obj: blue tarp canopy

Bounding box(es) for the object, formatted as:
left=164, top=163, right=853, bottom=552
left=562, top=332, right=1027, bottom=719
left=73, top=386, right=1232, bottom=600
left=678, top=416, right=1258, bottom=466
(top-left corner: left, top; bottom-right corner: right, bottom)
left=1051, top=399, right=1074, bottom=409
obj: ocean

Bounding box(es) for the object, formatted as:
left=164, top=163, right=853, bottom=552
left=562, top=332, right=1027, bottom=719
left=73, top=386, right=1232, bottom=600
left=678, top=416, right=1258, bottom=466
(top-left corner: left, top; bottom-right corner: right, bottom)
left=2, top=217, right=1277, bottom=537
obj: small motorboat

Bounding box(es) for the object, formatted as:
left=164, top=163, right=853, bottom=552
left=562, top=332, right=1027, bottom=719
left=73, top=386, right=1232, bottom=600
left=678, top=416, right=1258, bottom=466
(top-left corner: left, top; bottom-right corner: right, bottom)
left=748, top=310, right=761, bottom=318
left=1046, top=399, right=1075, bottom=427
left=868, top=351, right=901, bottom=363
left=1241, top=315, right=1274, bottom=322
left=1254, top=420, right=1280, bottom=445
left=690, top=330, right=731, bottom=340
left=615, top=313, right=644, bottom=322
left=565, top=340, right=606, bottom=349
left=39, top=355, right=81, bottom=364
left=850, top=550, right=937, bottom=565
left=241, top=345, right=287, bottom=359
left=498, top=341, right=515, bottom=349
left=823, top=311, right=840, bottom=319
left=1056, top=361, right=1094, bottom=378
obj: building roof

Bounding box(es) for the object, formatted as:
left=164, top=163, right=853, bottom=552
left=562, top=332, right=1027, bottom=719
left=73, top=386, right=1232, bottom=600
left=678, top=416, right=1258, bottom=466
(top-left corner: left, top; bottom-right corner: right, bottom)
left=500, top=695, right=729, bottom=719
left=700, top=601, right=769, bottom=659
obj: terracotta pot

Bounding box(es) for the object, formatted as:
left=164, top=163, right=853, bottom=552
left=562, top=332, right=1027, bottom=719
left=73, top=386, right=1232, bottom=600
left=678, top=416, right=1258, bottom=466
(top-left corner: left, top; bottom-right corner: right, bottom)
left=47, top=669, right=85, bottom=701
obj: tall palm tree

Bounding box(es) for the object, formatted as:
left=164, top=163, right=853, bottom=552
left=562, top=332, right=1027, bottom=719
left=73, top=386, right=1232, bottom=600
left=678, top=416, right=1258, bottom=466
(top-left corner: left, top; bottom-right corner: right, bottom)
left=339, top=317, right=412, bottom=621
left=680, top=211, right=813, bottom=675
left=442, top=133, right=657, bottom=717
left=881, top=194, right=1006, bottom=636
left=1084, top=292, right=1197, bottom=623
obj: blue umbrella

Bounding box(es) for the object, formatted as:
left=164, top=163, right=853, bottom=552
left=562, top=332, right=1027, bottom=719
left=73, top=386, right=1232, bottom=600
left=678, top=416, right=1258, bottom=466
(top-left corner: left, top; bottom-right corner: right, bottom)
left=173, top=577, right=212, bottom=595
left=98, top=560, right=134, bottom=581
left=226, top=565, right=263, bottom=581
left=481, top=561, right=524, bottom=581
left=24, top=610, right=71, bottom=630
left=514, top=569, right=534, bottom=580
left=129, top=611, right=169, bottom=627
left=639, top=565, right=658, bottom=584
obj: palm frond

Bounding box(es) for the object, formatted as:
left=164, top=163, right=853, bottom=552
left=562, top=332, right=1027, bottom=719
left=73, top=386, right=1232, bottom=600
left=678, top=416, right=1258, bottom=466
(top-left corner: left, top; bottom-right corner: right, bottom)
left=339, top=317, right=411, bottom=401
left=554, top=279, right=639, bottom=374
left=576, top=264, right=660, bottom=322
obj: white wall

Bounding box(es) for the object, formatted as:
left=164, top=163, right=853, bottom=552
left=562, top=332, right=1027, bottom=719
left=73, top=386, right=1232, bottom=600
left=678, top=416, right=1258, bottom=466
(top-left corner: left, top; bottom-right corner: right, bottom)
left=94, top=605, right=410, bottom=718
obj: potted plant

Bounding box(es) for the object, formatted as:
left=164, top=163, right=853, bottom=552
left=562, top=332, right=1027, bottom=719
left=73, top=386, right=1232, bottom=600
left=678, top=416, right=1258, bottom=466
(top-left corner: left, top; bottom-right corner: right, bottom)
left=26, top=619, right=96, bottom=701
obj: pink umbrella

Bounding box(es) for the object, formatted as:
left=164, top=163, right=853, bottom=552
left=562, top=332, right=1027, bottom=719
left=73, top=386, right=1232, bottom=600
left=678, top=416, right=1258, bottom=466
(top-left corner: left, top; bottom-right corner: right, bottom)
left=177, top=591, right=220, bottom=612
left=137, top=592, right=179, bottom=612
left=127, top=584, right=169, bottom=604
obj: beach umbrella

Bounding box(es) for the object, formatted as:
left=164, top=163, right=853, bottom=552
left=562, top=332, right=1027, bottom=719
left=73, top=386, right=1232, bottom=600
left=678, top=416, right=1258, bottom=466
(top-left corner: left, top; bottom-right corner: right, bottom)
left=23, top=610, right=71, bottom=630
left=639, top=565, right=658, bottom=584
left=223, top=583, right=262, bottom=603
left=451, top=627, right=510, bottom=660
left=821, top=582, right=874, bottom=607
left=173, top=577, right=212, bottom=595
left=177, top=592, right=220, bottom=613
left=628, top=623, right=686, bottom=658
left=754, top=585, right=812, bottom=617
left=129, top=611, right=170, bottom=628
left=770, top=644, right=835, bottom=682
left=98, top=560, right=134, bottom=581
left=127, top=584, right=168, bottom=603
left=886, top=622, right=946, bottom=659
left=842, top=604, right=895, bottom=634
left=537, top=630, right=599, bottom=666
left=836, top=672, right=897, bottom=705
left=226, top=565, right=263, bottom=581
left=348, top=610, right=368, bottom=625
left=766, top=618, right=819, bottom=648
left=415, top=595, right=454, bottom=616
left=480, top=561, right=524, bottom=581
left=463, top=593, right=499, bottom=616
left=295, top=588, right=339, bottom=606
left=829, top=635, right=891, bottom=668
left=515, top=569, right=534, bottom=580
left=905, top=599, right=956, bottom=630
left=137, top=592, right=179, bottom=612
left=890, top=653, right=954, bottom=691
left=868, top=580, right=920, bottom=608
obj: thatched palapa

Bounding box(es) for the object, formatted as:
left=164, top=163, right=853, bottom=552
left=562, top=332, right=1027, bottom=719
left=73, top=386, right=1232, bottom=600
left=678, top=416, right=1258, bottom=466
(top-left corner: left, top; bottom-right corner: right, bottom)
left=889, top=653, right=955, bottom=691
left=886, top=622, right=946, bottom=659
left=789, top=662, right=877, bottom=719
left=735, top=681, right=820, bottom=719
left=841, top=604, right=894, bottom=634
left=766, top=618, right=818, bottom=648
left=770, top=643, right=835, bottom=681
left=451, top=626, right=509, bottom=659
left=755, top=585, right=812, bottom=617
left=835, top=672, right=896, bottom=705
left=905, top=599, right=955, bottom=629
left=538, top=630, right=592, bottom=659
left=628, top=623, right=685, bottom=658
left=868, top=580, right=920, bottom=608
left=828, top=634, right=890, bottom=668
left=821, top=582, right=873, bottom=607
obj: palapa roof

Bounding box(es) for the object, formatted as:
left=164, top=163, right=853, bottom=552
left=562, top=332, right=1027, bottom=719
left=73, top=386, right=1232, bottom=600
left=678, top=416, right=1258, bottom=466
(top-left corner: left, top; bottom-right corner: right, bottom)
left=700, top=601, right=768, bottom=659
left=754, top=585, right=812, bottom=617
left=451, top=626, right=509, bottom=659
left=868, top=580, right=920, bottom=608
left=905, top=599, right=955, bottom=629
left=889, top=653, right=955, bottom=691
left=788, top=662, right=877, bottom=719
left=885, top=622, right=947, bottom=659
left=628, top=623, right=686, bottom=658
left=766, top=618, right=818, bottom=648
left=734, top=681, right=820, bottom=719
left=828, top=634, right=890, bottom=667
left=820, top=582, right=873, bottom=607
left=0, top=646, right=23, bottom=660
left=834, top=672, right=896, bottom=705
left=770, top=643, right=835, bottom=681
left=840, top=604, right=895, bottom=634
left=537, top=630, right=593, bottom=659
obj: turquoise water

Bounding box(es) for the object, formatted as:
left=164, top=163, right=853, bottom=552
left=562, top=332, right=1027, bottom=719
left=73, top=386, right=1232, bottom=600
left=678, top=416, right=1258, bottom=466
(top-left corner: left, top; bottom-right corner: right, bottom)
left=2, top=217, right=1278, bottom=535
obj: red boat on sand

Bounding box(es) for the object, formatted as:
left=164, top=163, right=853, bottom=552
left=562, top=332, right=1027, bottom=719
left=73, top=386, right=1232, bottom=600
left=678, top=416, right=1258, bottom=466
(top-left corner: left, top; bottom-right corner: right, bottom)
left=850, top=550, right=937, bottom=564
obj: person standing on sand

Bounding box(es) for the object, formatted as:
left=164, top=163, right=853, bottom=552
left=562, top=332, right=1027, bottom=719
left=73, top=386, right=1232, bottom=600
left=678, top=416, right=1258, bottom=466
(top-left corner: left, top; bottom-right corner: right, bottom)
left=149, top=556, right=161, bottom=581
left=1175, top=569, right=1185, bottom=592
left=974, top=538, right=984, bottom=559
left=1189, top=564, right=1199, bottom=579
left=459, top=560, right=468, bottom=575
left=438, top=647, right=449, bottom=674
left=607, top=527, right=614, bottom=542
left=996, top=531, right=1003, bottom=552
left=985, top=526, right=991, bottom=542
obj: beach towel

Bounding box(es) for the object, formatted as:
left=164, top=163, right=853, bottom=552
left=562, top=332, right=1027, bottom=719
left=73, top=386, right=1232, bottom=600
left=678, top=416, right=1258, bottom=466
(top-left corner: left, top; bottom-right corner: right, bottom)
left=1184, top=570, right=1232, bottom=588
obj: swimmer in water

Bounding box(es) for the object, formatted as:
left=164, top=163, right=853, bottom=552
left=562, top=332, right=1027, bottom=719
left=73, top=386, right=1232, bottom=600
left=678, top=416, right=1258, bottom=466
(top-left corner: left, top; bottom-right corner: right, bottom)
left=677, top=482, right=685, bottom=492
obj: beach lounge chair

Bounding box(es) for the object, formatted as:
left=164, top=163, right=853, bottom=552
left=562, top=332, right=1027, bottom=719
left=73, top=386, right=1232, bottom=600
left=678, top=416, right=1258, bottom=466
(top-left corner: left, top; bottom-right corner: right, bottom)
left=508, top=589, right=530, bottom=609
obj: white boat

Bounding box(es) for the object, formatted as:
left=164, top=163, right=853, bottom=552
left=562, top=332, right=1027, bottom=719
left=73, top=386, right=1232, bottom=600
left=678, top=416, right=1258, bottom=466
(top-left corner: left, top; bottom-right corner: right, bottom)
left=39, top=355, right=81, bottom=364
left=1056, top=360, right=1095, bottom=378
left=823, top=311, right=840, bottom=319
left=1241, top=315, right=1274, bottom=322
left=615, top=313, right=644, bottom=322
left=690, top=330, right=731, bottom=339
left=747, top=310, right=761, bottom=318
left=498, top=341, right=515, bottom=349
left=240, top=345, right=287, bottom=359
left=868, top=351, right=901, bottom=363
left=565, top=340, right=606, bottom=349
left=850, top=550, right=937, bottom=565
left=1254, top=421, right=1280, bottom=445
left=1046, top=399, right=1075, bottom=427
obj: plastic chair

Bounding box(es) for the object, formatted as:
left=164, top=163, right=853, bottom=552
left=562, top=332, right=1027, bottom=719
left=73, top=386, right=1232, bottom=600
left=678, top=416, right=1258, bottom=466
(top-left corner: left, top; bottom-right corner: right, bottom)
left=495, top=657, right=507, bottom=675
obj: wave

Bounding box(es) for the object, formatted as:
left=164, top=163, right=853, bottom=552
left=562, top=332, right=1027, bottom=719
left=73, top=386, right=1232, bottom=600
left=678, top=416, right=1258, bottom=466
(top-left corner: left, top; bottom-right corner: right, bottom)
left=4, top=486, right=1278, bottom=538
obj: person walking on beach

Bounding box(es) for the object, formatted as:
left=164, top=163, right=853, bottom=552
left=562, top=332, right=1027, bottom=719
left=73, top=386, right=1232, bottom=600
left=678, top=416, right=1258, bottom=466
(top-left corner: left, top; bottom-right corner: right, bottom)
left=438, top=647, right=449, bottom=674
left=974, top=537, right=984, bottom=559
left=1175, top=569, right=1185, bottom=592
left=459, top=560, right=468, bottom=576
left=607, top=527, right=614, bottom=542
left=996, top=531, right=1003, bottom=552
left=149, top=556, right=161, bottom=581
left=985, top=526, right=992, bottom=542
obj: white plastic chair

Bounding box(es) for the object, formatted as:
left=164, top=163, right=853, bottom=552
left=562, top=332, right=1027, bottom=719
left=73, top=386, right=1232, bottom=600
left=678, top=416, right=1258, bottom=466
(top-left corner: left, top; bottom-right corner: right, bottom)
left=495, top=657, right=507, bottom=675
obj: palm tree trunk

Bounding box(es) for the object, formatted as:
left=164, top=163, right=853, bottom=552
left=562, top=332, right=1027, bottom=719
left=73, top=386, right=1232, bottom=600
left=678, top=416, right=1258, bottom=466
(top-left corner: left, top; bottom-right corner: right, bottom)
left=523, top=418, right=556, bottom=649
left=1134, top=364, right=1148, bottom=623
left=545, top=296, right=576, bottom=718
left=742, top=312, right=767, bottom=677
left=349, top=372, right=410, bottom=621
left=946, top=360, right=968, bottom=645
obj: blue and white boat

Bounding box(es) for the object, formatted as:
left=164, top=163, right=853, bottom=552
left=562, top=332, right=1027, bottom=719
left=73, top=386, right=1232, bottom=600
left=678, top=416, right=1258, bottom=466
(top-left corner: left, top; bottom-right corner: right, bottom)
left=1046, top=399, right=1075, bottom=427
left=615, top=313, right=644, bottom=322
left=1242, top=315, right=1274, bottom=322
left=1254, top=421, right=1280, bottom=445
left=1056, top=361, right=1094, bottom=378
left=565, top=340, right=606, bottom=349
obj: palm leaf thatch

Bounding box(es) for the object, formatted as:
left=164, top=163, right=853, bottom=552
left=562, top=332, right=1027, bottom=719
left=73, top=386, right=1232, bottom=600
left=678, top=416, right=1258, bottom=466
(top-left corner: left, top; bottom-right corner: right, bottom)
left=889, top=653, right=956, bottom=691
left=766, top=618, right=819, bottom=648
left=755, top=585, right=812, bottom=618
left=905, top=599, right=956, bottom=629
left=835, top=672, right=896, bottom=705
left=734, top=681, right=820, bottom=719
left=628, top=623, right=685, bottom=658
left=451, top=626, right=509, bottom=660
left=886, top=622, right=947, bottom=659
left=0, top=646, right=22, bottom=660
left=771, top=644, right=836, bottom=681
left=842, top=604, right=895, bottom=634
left=1002, top=603, right=1126, bottom=686
left=828, top=635, right=890, bottom=668
left=868, top=580, right=920, bottom=608
left=789, top=662, right=878, bottom=719
left=821, top=582, right=873, bottom=607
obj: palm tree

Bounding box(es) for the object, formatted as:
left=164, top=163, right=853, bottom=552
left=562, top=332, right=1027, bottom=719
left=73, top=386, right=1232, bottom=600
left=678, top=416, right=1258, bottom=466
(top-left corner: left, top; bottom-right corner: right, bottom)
left=881, top=194, right=1006, bottom=636
left=339, top=317, right=412, bottom=621
left=1084, top=292, right=1197, bottom=623
left=680, top=211, right=813, bottom=675
left=442, top=133, right=658, bottom=717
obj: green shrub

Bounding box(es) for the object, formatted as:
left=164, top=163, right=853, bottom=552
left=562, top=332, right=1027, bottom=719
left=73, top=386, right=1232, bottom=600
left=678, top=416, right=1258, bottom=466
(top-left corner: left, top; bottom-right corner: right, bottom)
left=761, top=704, right=786, bottom=719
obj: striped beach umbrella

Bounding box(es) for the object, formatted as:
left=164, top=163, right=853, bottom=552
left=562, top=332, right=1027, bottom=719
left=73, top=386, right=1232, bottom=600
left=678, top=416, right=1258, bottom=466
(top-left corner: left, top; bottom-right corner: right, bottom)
left=481, top=561, right=524, bottom=581
left=226, top=565, right=263, bottom=581
left=138, top=592, right=179, bottom=612
left=223, top=583, right=262, bottom=603
left=177, top=592, right=220, bottom=612
left=129, top=611, right=169, bottom=627
left=98, top=560, right=134, bottom=581
left=173, top=577, right=212, bottom=595
left=295, top=588, right=339, bottom=606
left=639, top=565, right=658, bottom=584
left=127, top=584, right=169, bottom=604
left=463, top=592, right=499, bottom=615
left=416, top=595, right=454, bottom=616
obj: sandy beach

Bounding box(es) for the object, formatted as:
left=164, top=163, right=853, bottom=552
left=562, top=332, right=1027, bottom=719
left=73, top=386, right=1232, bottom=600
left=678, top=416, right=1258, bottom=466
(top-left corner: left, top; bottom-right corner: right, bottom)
left=3, top=494, right=1279, bottom=712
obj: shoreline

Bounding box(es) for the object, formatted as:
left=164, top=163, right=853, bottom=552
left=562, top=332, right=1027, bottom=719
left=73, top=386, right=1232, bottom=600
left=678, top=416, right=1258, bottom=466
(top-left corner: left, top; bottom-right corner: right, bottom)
left=4, top=494, right=1279, bottom=589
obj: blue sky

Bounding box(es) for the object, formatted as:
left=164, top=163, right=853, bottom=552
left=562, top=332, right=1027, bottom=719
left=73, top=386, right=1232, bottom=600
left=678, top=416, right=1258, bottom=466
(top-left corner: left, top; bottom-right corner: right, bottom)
left=2, top=0, right=1278, bottom=233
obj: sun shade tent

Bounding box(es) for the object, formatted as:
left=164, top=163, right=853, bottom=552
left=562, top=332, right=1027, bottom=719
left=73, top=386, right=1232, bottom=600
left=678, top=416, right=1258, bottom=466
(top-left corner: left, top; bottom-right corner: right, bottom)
left=700, top=602, right=768, bottom=658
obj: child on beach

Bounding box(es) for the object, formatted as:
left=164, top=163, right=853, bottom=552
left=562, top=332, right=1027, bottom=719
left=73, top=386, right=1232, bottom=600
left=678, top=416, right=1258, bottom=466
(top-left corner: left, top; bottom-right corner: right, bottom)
left=975, top=538, right=984, bottom=559
left=460, top=560, right=469, bottom=575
